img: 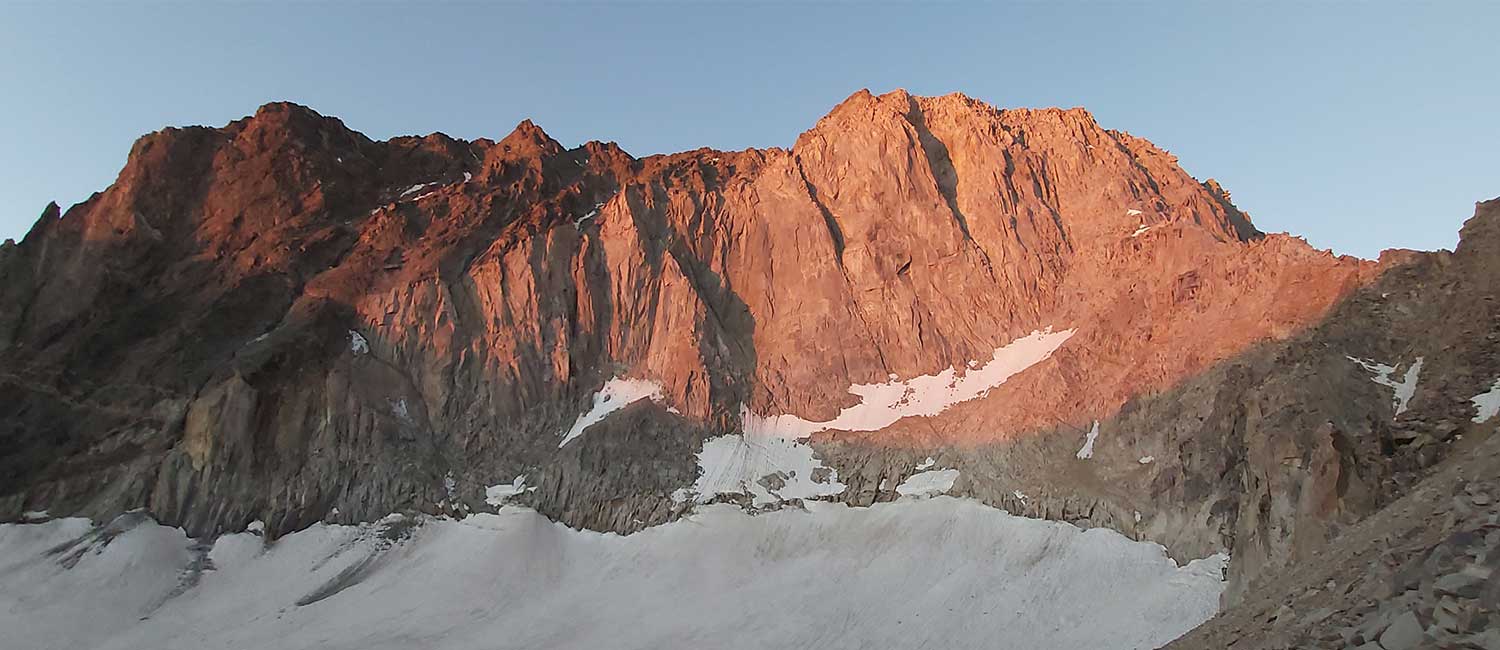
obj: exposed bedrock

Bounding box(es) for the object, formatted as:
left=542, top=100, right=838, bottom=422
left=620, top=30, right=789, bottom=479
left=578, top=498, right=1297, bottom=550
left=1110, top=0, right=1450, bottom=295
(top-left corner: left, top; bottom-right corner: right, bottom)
left=2, top=90, right=1495, bottom=604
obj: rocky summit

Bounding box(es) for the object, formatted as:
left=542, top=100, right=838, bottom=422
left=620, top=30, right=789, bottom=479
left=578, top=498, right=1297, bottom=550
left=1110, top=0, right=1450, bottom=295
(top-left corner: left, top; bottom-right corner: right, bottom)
left=2, top=90, right=1497, bottom=648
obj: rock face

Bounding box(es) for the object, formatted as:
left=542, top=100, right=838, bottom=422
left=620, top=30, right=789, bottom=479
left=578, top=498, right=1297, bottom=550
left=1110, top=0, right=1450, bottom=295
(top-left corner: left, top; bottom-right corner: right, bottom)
left=1, top=89, right=1492, bottom=614
left=1167, top=426, right=1500, bottom=649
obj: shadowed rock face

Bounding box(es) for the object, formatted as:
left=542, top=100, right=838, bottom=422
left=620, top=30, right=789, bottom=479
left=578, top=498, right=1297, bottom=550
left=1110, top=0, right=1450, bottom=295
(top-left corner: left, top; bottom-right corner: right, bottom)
left=4, top=90, right=1492, bottom=606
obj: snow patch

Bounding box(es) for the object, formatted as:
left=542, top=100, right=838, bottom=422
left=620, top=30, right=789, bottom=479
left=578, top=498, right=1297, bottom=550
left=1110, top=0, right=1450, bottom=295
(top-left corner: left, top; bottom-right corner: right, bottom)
left=1471, top=378, right=1500, bottom=423
left=443, top=472, right=458, bottom=501
left=916, top=457, right=936, bottom=470
left=398, top=183, right=430, bottom=198
left=572, top=209, right=598, bottom=229
left=896, top=469, right=960, bottom=497
left=558, top=378, right=666, bottom=448
left=484, top=476, right=534, bottom=506
left=1348, top=356, right=1424, bottom=415
left=1130, top=224, right=1152, bottom=238
left=1138, top=456, right=1155, bottom=465
left=1126, top=209, right=1144, bottom=216
left=745, top=328, right=1074, bottom=439
left=349, top=331, right=369, bottom=354
left=691, top=414, right=847, bottom=506
left=1076, top=420, right=1100, bottom=459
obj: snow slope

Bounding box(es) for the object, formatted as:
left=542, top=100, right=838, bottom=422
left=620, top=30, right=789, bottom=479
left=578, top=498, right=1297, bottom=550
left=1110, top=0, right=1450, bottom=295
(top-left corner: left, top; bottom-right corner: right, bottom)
left=686, top=328, right=1073, bottom=505
left=0, top=499, right=1225, bottom=650
left=745, top=328, right=1075, bottom=439
left=558, top=377, right=666, bottom=447
left=896, top=469, right=961, bottom=497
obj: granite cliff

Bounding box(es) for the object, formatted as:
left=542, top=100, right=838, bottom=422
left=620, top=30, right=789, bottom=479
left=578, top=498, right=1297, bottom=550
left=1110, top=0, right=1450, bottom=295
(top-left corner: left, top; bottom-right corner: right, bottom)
left=2, top=91, right=1495, bottom=626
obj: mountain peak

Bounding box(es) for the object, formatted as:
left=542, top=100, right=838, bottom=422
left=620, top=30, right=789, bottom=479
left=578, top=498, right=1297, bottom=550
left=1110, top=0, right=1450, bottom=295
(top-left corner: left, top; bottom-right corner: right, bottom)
left=497, top=118, right=562, bottom=157
left=252, top=100, right=326, bottom=120
left=0, top=94, right=1394, bottom=609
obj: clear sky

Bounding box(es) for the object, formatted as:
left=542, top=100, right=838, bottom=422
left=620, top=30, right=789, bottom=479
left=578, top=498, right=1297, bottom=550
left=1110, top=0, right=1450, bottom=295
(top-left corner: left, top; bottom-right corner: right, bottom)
left=1, top=2, right=1495, bottom=258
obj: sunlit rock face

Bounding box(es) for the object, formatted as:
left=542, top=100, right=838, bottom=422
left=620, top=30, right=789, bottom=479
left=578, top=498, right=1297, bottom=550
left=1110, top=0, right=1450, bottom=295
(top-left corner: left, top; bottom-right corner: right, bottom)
left=5, top=89, right=1497, bottom=612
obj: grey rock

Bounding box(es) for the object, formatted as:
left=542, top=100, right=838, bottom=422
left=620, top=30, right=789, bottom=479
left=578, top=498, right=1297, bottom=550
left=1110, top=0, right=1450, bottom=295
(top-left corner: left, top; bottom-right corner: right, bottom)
left=1377, top=610, right=1426, bottom=650
left=1468, top=629, right=1500, bottom=650
left=1302, top=607, right=1336, bottom=625
left=1435, top=565, right=1493, bottom=599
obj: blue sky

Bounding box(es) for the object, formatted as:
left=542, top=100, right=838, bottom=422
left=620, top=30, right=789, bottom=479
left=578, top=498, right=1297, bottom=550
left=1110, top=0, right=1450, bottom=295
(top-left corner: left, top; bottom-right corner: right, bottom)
left=1, top=2, right=1495, bottom=257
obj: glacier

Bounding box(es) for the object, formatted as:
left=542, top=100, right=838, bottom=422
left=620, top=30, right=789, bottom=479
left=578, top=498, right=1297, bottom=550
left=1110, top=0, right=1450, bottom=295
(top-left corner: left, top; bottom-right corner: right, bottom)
left=0, top=498, right=1226, bottom=650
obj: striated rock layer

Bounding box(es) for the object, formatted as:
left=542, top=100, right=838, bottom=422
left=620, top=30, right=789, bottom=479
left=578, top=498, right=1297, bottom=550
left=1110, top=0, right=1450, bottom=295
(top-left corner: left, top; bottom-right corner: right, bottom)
left=7, top=90, right=1491, bottom=607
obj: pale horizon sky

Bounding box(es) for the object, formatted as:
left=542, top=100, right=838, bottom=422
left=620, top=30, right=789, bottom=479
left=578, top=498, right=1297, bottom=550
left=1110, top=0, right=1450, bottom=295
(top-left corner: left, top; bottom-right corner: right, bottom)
left=2, top=2, right=1496, bottom=258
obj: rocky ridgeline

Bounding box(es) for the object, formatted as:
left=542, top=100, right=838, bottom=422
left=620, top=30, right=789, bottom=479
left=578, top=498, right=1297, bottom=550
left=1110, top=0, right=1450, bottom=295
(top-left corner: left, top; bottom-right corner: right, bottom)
left=1, top=91, right=1497, bottom=638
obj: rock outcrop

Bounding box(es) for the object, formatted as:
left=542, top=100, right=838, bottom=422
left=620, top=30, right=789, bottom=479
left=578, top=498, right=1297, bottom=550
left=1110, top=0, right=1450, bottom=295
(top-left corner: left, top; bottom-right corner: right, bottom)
left=3, top=90, right=1492, bottom=613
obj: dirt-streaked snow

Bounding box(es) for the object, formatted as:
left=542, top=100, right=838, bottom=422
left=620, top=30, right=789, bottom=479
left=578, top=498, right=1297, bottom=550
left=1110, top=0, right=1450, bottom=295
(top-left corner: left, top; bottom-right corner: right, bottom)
left=348, top=330, right=369, bottom=354
left=0, top=499, right=1226, bottom=650
left=691, top=418, right=847, bottom=505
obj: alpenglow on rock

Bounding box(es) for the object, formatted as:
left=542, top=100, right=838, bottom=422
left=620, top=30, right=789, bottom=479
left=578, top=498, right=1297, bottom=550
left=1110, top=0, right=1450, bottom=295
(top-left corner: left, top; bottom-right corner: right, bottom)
left=4, top=91, right=1498, bottom=630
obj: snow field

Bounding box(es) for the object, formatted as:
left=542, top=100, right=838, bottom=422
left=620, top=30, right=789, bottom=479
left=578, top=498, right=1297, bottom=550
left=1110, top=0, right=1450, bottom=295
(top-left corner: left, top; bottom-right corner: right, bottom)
left=0, top=499, right=1226, bottom=650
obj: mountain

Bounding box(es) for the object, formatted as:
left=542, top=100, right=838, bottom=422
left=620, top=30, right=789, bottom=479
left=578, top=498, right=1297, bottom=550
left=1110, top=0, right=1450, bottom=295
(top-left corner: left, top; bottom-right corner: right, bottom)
left=1, top=90, right=1496, bottom=647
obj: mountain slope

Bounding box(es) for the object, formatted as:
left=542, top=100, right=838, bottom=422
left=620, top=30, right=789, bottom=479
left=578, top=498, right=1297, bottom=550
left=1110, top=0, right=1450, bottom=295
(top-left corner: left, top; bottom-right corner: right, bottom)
left=7, top=90, right=1486, bottom=614
left=0, top=500, right=1227, bottom=650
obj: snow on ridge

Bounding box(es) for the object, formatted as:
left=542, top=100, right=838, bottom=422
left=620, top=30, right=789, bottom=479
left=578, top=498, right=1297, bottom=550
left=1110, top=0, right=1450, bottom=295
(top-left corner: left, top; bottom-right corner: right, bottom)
left=1472, top=378, right=1500, bottom=424
left=745, top=328, right=1075, bottom=440
left=1076, top=420, right=1100, bottom=459
left=1347, top=356, right=1424, bottom=416
left=558, top=378, right=667, bottom=448
left=0, top=501, right=1230, bottom=650
left=896, top=469, right=960, bottom=497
